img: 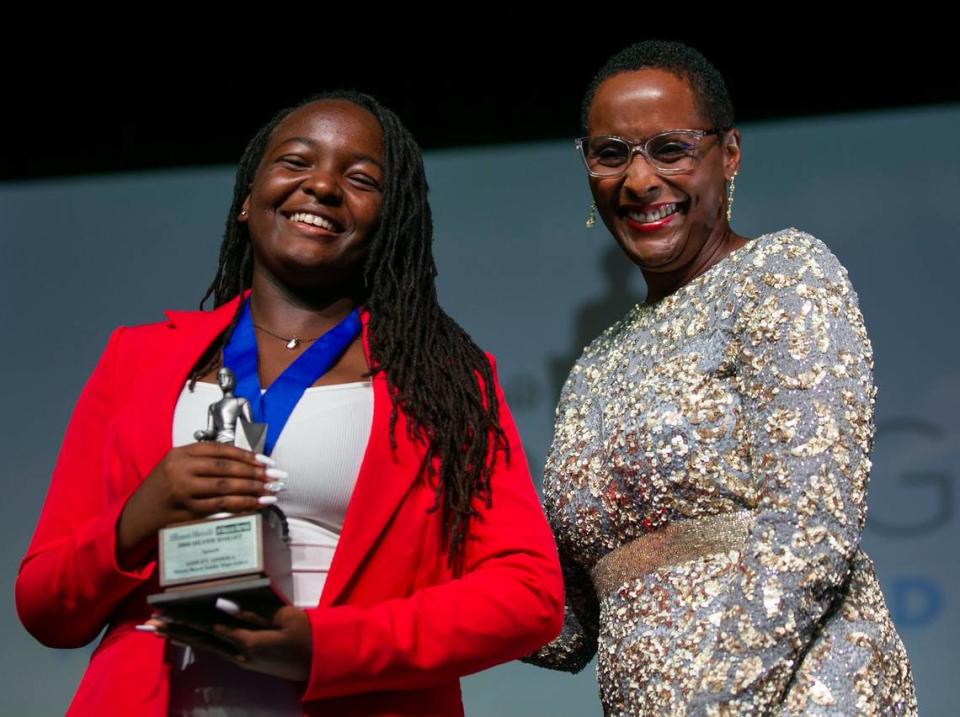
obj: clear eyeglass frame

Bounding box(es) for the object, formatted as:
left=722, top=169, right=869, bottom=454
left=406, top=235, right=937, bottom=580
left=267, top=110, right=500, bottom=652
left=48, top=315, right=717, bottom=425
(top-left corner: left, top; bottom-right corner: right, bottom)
left=575, top=128, right=726, bottom=178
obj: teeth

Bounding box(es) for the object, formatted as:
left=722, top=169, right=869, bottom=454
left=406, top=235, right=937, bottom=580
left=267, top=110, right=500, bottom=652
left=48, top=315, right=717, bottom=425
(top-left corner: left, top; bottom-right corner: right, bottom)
left=627, top=203, right=679, bottom=224
left=290, top=212, right=336, bottom=231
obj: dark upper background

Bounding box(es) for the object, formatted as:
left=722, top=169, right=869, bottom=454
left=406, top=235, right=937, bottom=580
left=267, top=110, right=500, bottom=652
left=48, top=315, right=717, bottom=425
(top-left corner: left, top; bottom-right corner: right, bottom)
left=4, top=31, right=957, bottom=182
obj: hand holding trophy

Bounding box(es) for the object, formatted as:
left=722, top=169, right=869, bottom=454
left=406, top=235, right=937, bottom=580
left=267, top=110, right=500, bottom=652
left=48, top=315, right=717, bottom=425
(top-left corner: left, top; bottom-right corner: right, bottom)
left=147, top=367, right=293, bottom=619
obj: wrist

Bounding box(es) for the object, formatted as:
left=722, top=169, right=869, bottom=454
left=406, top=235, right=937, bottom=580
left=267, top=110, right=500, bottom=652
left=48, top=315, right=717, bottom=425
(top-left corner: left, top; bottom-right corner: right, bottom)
left=115, top=491, right=159, bottom=570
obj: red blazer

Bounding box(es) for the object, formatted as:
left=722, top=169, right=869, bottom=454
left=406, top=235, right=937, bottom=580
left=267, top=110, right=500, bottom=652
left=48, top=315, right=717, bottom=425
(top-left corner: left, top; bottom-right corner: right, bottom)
left=16, top=294, right=564, bottom=716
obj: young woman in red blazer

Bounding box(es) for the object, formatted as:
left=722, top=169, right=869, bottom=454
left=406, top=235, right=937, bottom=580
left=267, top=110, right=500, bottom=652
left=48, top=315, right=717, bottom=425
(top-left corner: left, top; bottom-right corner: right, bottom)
left=16, top=91, right=564, bottom=716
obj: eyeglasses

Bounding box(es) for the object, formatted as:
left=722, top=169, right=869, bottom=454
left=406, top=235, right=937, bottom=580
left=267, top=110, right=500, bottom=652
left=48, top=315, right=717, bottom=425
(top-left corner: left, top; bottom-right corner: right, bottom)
left=575, top=129, right=726, bottom=177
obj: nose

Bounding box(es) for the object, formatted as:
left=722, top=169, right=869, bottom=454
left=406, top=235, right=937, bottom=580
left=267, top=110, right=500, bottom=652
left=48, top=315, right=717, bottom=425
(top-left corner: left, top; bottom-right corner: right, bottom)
left=621, top=147, right=664, bottom=200
left=302, top=166, right=344, bottom=204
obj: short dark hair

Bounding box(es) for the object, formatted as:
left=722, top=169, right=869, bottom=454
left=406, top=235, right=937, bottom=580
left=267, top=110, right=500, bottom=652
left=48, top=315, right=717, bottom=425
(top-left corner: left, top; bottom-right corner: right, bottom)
left=581, top=40, right=734, bottom=132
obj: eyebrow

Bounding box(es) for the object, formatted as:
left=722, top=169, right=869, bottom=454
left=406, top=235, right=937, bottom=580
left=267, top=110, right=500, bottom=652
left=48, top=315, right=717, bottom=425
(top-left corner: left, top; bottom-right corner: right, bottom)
left=280, top=136, right=385, bottom=170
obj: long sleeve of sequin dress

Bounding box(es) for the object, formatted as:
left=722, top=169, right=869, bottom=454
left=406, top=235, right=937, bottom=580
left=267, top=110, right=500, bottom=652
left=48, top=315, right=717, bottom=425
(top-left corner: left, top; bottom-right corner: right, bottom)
left=684, top=234, right=916, bottom=715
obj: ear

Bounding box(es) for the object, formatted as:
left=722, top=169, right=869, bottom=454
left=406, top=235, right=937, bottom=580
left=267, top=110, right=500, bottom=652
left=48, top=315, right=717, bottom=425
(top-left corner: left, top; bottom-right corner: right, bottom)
left=238, top=193, right=251, bottom=224
left=723, top=129, right=742, bottom=180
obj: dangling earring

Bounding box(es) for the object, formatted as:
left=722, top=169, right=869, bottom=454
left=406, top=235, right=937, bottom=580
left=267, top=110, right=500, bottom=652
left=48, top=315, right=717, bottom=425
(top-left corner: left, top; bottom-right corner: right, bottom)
left=585, top=201, right=597, bottom=229
left=726, top=174, right=737, bottom=222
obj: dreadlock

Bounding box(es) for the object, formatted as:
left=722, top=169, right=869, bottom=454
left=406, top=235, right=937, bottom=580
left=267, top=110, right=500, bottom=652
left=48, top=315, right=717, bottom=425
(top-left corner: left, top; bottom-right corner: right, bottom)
left=191, top=90, right=509, bottom=570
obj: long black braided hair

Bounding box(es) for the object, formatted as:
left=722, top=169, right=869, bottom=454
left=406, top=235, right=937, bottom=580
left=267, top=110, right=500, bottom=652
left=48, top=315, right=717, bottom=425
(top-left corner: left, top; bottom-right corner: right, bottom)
left=190, top=90, right=509, bottom=569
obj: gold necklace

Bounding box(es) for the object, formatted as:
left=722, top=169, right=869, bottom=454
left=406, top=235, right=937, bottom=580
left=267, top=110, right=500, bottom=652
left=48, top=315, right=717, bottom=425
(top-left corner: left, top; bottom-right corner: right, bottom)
left=252, top=323, right=322, bottom=350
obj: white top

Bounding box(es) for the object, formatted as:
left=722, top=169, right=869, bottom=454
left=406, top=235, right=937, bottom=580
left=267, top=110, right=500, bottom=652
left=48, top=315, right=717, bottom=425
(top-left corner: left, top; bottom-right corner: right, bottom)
left=172, top=380, right=374, bottom=607
left=168, top=379, right=374, bottom=716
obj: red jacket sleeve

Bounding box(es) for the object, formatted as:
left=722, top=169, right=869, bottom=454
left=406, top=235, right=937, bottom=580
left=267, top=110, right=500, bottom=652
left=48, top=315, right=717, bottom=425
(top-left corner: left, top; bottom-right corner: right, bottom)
left=16, top=327, right=156, bottom=648
left=302, top=358, right=565, bottom=701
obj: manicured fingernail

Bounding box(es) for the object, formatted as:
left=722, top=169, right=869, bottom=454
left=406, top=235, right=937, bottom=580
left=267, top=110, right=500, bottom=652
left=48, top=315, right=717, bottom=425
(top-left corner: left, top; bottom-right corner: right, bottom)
left=264, top=481, right=286, bottom=493
left=265, top=468, right=289, bottom=480
left=135, top=624, right=158, bottom=633
left=255, top=454, right=276, bottom=467
left=258, top=495, right=278, bottom=506
left=215, top=597, right=240, bottom=615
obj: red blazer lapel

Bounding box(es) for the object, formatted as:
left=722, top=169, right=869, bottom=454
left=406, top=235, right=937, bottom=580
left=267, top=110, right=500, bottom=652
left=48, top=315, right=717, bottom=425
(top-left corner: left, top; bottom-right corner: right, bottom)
left=120, top=296, right=245, bottom=488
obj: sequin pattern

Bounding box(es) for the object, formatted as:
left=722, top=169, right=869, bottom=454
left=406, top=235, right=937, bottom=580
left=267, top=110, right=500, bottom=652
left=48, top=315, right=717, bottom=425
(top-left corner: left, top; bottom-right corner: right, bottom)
left=525, top=230, right=917, bottom=716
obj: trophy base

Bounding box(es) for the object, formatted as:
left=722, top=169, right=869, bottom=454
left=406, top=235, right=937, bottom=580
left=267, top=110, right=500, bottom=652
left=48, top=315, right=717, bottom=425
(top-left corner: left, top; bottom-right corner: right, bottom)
left=157, top=508, right=293, bottom=610
left=147, top=576, right=290, bottom=631
left=148, top=575, right=288, bottom=609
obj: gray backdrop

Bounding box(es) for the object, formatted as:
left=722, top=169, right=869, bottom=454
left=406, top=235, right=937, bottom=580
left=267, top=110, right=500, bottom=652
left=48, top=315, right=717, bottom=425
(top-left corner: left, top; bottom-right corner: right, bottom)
left=2, top=104, right=957, bottom=715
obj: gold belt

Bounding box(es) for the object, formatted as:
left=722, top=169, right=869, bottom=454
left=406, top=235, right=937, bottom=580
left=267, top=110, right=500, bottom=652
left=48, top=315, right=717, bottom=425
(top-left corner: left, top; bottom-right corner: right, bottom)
left=590, top=510, right=754, bottom=596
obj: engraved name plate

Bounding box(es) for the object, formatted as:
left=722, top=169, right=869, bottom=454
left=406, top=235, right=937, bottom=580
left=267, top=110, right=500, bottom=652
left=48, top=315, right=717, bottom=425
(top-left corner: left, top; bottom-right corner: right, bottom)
left=159, top=514, right=263, bottom=587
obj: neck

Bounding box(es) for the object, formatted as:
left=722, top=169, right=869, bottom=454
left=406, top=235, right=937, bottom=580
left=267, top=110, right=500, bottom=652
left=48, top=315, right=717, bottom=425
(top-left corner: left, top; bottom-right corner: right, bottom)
left=248, top=268, right=360, bottom=337
left=642, top=223, right=746, bottom=303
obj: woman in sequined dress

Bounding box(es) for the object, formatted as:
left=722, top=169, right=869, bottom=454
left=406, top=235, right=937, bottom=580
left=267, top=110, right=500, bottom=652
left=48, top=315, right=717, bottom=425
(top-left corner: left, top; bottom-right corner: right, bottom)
left=525, top=41, right=917, bottom=716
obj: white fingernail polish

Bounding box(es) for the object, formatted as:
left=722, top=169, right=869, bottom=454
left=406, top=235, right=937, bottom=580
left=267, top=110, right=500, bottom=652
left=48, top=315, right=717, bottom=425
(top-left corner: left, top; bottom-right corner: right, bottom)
left=265, top=468, right=289, bottom=480
left=136, top=624, right=158, bottom=633
left=255, top=454, right=276, bottom=467
left=258, top=495, right=278, bottom=506
left=264, top=481, right=287, bottom=493
left=215, top=597, right=241, bottom=615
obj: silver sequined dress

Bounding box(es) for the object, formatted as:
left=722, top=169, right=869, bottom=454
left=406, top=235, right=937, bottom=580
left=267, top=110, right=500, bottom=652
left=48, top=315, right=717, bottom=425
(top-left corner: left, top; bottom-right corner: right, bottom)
left=526, top=229, right=917, bottom=716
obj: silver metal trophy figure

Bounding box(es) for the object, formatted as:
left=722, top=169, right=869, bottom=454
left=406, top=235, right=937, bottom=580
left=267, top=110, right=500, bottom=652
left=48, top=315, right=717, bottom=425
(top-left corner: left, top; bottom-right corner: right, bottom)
left=194, top=367, right=266, bottom=454
left=148, top=367, right=292, bottom=610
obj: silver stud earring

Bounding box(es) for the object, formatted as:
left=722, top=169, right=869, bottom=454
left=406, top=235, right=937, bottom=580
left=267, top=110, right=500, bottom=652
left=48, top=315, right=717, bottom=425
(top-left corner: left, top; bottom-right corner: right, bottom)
left=585, top=201, right=597, bottom=229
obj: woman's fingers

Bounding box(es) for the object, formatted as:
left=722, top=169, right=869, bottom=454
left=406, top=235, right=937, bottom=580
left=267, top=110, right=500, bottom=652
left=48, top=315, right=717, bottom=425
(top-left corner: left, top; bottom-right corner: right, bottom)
left=189, top=495, right=270, bottom=514
left=144, top=605, right=311, bottom=681
left=214, top=598, right=276, bottom=629
left=146, top=607, right=263, bottom=664
left=188, top=477, right=267, bottom=498
left=190, top=458, right=265, bottom=481
left=150, top=442, right=290, bottom=520
left=185, top=442, right=262, bottom=465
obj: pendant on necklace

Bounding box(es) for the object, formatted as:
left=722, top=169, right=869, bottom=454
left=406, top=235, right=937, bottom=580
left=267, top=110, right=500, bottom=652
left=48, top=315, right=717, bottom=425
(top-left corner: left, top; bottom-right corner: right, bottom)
left=286, top=338, right=300, bottom=350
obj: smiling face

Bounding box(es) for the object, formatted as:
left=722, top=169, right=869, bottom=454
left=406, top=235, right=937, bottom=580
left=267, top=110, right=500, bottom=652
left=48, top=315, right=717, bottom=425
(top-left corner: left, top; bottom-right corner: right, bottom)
left=239, top=99, right=385, bottom=293
left=586, top=69, right=740, bottom=274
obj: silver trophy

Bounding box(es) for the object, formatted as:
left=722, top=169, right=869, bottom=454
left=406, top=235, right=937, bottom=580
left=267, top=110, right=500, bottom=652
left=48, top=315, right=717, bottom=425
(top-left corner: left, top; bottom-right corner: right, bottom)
left=148, top=368, right=292, bottom=612
left=192, top=367, right=267, bottom=452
